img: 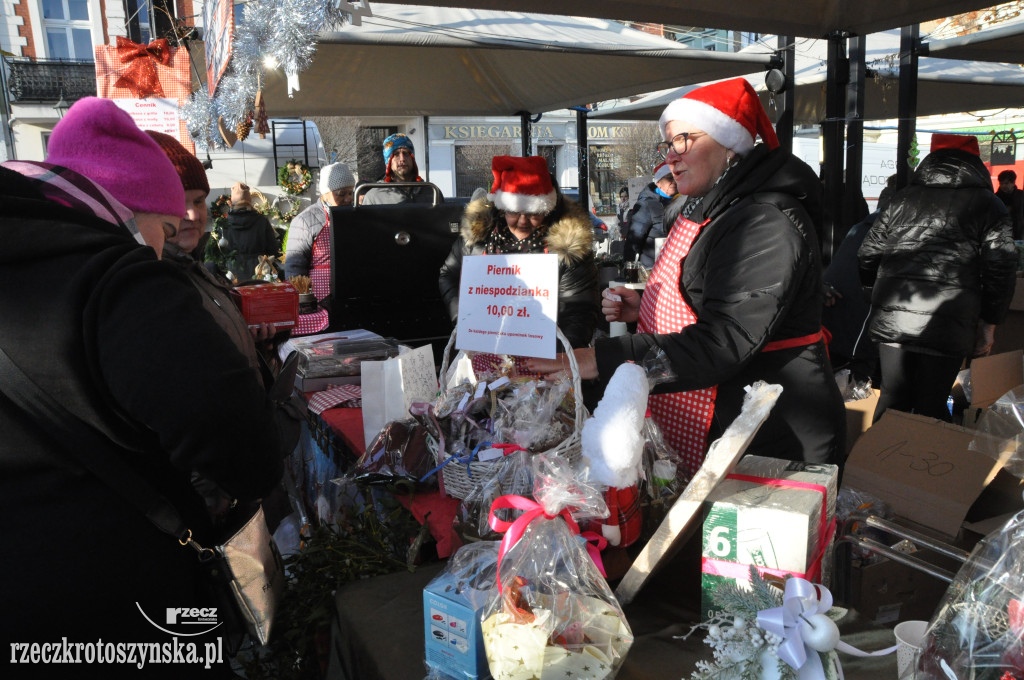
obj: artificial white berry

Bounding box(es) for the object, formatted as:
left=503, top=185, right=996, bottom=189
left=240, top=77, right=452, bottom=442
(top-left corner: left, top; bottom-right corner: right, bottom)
left=799, top=614, right=840, bottom=652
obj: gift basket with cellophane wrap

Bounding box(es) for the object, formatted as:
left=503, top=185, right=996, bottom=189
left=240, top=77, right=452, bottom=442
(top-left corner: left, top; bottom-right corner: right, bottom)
left=916, top=502, right=1024, bottom=680
left=416, top=329, right=585, bottom=500
left=481, top=454, right=633, bottom=680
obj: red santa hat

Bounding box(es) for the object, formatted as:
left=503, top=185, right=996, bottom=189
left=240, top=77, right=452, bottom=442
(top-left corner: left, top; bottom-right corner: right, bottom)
left=488, top=156, right=557, bottom=214
left=659, top=78, right=779, bottom=155
left=930, top=133, right=980, bottom=157
left=653, top=162, right=673, bottom=182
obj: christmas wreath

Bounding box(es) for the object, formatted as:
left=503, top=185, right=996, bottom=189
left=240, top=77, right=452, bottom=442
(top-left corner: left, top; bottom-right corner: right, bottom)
left=278, top=160, right=312, bottom=195
left=210, top=193, right=231, bottom=222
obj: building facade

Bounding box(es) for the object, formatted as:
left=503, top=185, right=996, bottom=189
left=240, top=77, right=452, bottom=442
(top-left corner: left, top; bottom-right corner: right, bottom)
left=0, top=0, right=194, bottom=161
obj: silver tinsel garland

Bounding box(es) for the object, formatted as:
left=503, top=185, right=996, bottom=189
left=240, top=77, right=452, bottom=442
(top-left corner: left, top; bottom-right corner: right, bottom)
left=180, top=86, right=224, bottom=151
left=182, top=0, right=368, bottom=149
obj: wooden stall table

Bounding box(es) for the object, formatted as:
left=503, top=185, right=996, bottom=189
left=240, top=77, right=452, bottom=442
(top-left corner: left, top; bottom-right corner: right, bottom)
left=325, top=543, right=900, bottom=680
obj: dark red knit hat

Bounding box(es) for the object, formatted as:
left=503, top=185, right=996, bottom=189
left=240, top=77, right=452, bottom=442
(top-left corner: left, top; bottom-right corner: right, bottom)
left=145, top=130, right=210, bottom=194
left=930, top=133, right=981, bottom=157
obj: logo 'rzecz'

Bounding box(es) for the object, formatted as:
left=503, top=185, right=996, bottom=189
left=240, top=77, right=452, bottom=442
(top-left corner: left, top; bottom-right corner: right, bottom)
left=167, top=608, right=218, bottom=625
left=136, top=603, right=223, bottom=636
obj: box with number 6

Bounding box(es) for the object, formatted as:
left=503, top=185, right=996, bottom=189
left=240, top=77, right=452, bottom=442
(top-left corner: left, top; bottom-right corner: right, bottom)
left=700, top=456, right=839, bottom=621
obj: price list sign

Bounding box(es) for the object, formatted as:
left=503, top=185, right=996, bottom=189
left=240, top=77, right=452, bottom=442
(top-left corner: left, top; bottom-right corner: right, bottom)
left=456, top=254, right=558, bottom=358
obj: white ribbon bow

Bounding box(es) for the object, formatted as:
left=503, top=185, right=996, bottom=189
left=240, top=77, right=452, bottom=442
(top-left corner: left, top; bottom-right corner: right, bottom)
left=757, top=577, right=898, bottom=680
left=757, top=577, right=833, bottom=680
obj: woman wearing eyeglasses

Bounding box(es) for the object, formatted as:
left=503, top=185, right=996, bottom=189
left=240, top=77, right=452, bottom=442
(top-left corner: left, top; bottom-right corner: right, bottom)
left=439, top=155, right=600, bottom=349
left=530, top=78, right=846, bottom=476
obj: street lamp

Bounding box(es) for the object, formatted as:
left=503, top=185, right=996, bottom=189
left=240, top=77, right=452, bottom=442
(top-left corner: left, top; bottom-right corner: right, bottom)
left=53, top=89, right=70, bottom=119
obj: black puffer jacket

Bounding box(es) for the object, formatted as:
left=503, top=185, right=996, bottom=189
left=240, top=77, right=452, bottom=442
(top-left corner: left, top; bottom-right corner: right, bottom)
left=224, top=208, right=280, bottom=280
left=625, top=182, right=673, bottom=268
left=858, top=149, right=1016, bottom=356
left=438, top=196, right=601, bottom=348
left=596, top=145, right=845, bottom=466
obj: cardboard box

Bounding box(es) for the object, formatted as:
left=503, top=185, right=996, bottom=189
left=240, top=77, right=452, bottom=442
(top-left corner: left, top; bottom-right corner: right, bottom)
left=423, top=546, right=497, bottom=680
left=230, top=282, right=299, bottom=329
left=844, top=388, right=881, bottom=455
left=844, top=556, right=950, bottom=625
left=962, top=350, right=1024, bottom=427
left=700, top=456, right=838, bottom=620
left=843, top=410, right=1018, bottom=537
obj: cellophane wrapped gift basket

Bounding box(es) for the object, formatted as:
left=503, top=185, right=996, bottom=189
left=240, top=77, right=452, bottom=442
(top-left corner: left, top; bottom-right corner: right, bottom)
left=481, top=455, right=633, bottom=680
left=916, top=503, right=1024, bottom=680
left=416, top=329, right=586, bottom=501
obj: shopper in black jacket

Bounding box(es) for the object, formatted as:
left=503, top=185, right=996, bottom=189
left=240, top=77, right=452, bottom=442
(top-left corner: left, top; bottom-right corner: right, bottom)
left=530, top=79, right=845, bottom=476
left=858, top=134, right=1016, bottom=422
left=224, top=181, right=280, bottom=281
left=624, top=161, right=678, bottom=268
left=438, top=155, right=600, bottom=349
left=0, top=98, right=282, bottom=678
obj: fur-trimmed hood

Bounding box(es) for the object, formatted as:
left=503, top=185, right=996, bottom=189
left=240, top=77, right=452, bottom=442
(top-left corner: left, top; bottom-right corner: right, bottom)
left=460, top=195, right=594, bottom=264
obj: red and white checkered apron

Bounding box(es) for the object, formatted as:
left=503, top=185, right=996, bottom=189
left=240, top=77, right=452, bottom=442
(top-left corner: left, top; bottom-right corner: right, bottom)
left=310, top=205, right=332, bottom=302
left=294, top=207, right=332, bottom=336
left=637, top=215, right=716, bottom=477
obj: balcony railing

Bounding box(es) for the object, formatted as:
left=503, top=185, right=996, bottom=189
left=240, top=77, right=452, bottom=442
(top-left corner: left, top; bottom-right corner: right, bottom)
left=6, top=58, right=96, bottom=104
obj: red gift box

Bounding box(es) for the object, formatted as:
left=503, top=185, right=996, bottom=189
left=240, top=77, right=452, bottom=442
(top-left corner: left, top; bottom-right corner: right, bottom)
left=230, top=283, right=299, bottom=330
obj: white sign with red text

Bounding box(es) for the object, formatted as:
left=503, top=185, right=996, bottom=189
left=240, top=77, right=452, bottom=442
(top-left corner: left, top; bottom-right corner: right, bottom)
left=456, top=253, right=559, bottom=358
left=111, top=98, right=181, bottom=137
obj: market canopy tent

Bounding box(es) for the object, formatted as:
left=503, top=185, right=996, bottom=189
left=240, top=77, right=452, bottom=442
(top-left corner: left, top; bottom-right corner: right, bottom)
left=374, top=0, right=996, bottom=39
left=922, top=19, right=1024, bottom=63
left=258, top=3, right=773, bottom=118
left=590, top=30, right=1024, bottom=123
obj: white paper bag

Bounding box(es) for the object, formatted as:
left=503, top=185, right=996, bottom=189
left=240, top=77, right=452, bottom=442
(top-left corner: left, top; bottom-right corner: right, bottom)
left=360, top=344, right=438, bottom=449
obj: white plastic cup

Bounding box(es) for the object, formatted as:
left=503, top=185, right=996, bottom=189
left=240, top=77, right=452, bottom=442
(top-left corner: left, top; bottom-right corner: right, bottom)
left=608, top=280, right=628, bottom=337
left=893, top=620, right=928, bottom=680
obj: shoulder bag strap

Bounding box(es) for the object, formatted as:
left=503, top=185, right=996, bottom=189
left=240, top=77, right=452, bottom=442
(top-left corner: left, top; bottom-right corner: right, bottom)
left=0, top=344, right=194, bottom=545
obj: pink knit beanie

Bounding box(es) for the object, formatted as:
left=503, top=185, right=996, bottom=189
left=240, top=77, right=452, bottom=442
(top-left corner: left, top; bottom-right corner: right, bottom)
left=46, top=97, right=185, bottom=218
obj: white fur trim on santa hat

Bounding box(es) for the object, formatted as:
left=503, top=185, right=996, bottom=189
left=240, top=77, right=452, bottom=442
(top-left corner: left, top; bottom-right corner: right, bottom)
left=653, top=163, right=673, bottom=182
left=488, top=188, right=557, bottom=215
left=659, top=98, right=755, bottom=155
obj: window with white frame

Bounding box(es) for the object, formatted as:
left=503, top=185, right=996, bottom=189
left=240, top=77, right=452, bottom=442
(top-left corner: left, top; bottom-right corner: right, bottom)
left=42, top=0, right=93, bottom=61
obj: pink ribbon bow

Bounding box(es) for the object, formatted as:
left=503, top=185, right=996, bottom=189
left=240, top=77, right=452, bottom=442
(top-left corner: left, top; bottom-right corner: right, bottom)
left=114, top=36, right=172, bottom=98
left=488, top=494, right=606, bottom=591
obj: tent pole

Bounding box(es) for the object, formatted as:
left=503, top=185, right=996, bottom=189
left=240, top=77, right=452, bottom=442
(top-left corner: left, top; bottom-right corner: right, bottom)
left=845, top=34, right=866, bottom=232
left=822, top=30, right=848, bottom=263
left=519, top=111, right=531, bottom=157
left=775, top=35, right=795, bottom=152
left=572, top=107, right=590, bottom=214
left=896, top=25, right=920, bottom=190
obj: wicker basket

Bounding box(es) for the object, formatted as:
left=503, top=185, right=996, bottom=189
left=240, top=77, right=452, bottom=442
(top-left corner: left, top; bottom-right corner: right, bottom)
left=436, top=328, right=586, bottom=500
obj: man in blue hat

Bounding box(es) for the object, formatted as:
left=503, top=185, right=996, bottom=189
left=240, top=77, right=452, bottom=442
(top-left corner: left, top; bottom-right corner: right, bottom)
left=360, top=133, right=439, bottom=205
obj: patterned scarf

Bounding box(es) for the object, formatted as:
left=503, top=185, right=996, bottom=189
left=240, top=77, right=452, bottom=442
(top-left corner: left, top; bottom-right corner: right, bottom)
left=482, top=218, right=549, bottom=255
left=2, top=160, right=142, bottom=243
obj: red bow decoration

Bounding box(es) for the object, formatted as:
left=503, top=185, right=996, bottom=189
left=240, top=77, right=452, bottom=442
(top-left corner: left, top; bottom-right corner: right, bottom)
left=114, top=36, right=172, bottom=98
left=488, top=494, right=607, bottom=592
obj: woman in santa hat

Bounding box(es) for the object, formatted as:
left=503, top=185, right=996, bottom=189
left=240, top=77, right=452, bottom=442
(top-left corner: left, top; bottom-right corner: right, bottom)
left=439, top=155, right=600, bottom=349
left=530, top=78, right=846, bottom=476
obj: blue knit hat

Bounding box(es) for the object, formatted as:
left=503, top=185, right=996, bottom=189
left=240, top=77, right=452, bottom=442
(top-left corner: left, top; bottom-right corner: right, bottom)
left=382, top=133, right=415, bottom=166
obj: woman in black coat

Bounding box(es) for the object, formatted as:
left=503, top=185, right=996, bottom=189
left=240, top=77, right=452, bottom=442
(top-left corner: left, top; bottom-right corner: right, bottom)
left=858, top=134, right=1016, bottom=422
left=438, top=156, right=600, bottom=349
left=0, top=99, right=283, bottom=678
left=530, top=79, right=845, bottom=477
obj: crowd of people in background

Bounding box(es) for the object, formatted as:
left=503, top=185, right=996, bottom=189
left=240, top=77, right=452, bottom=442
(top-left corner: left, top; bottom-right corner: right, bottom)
left=1, top=72, right=1020, bottom=676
